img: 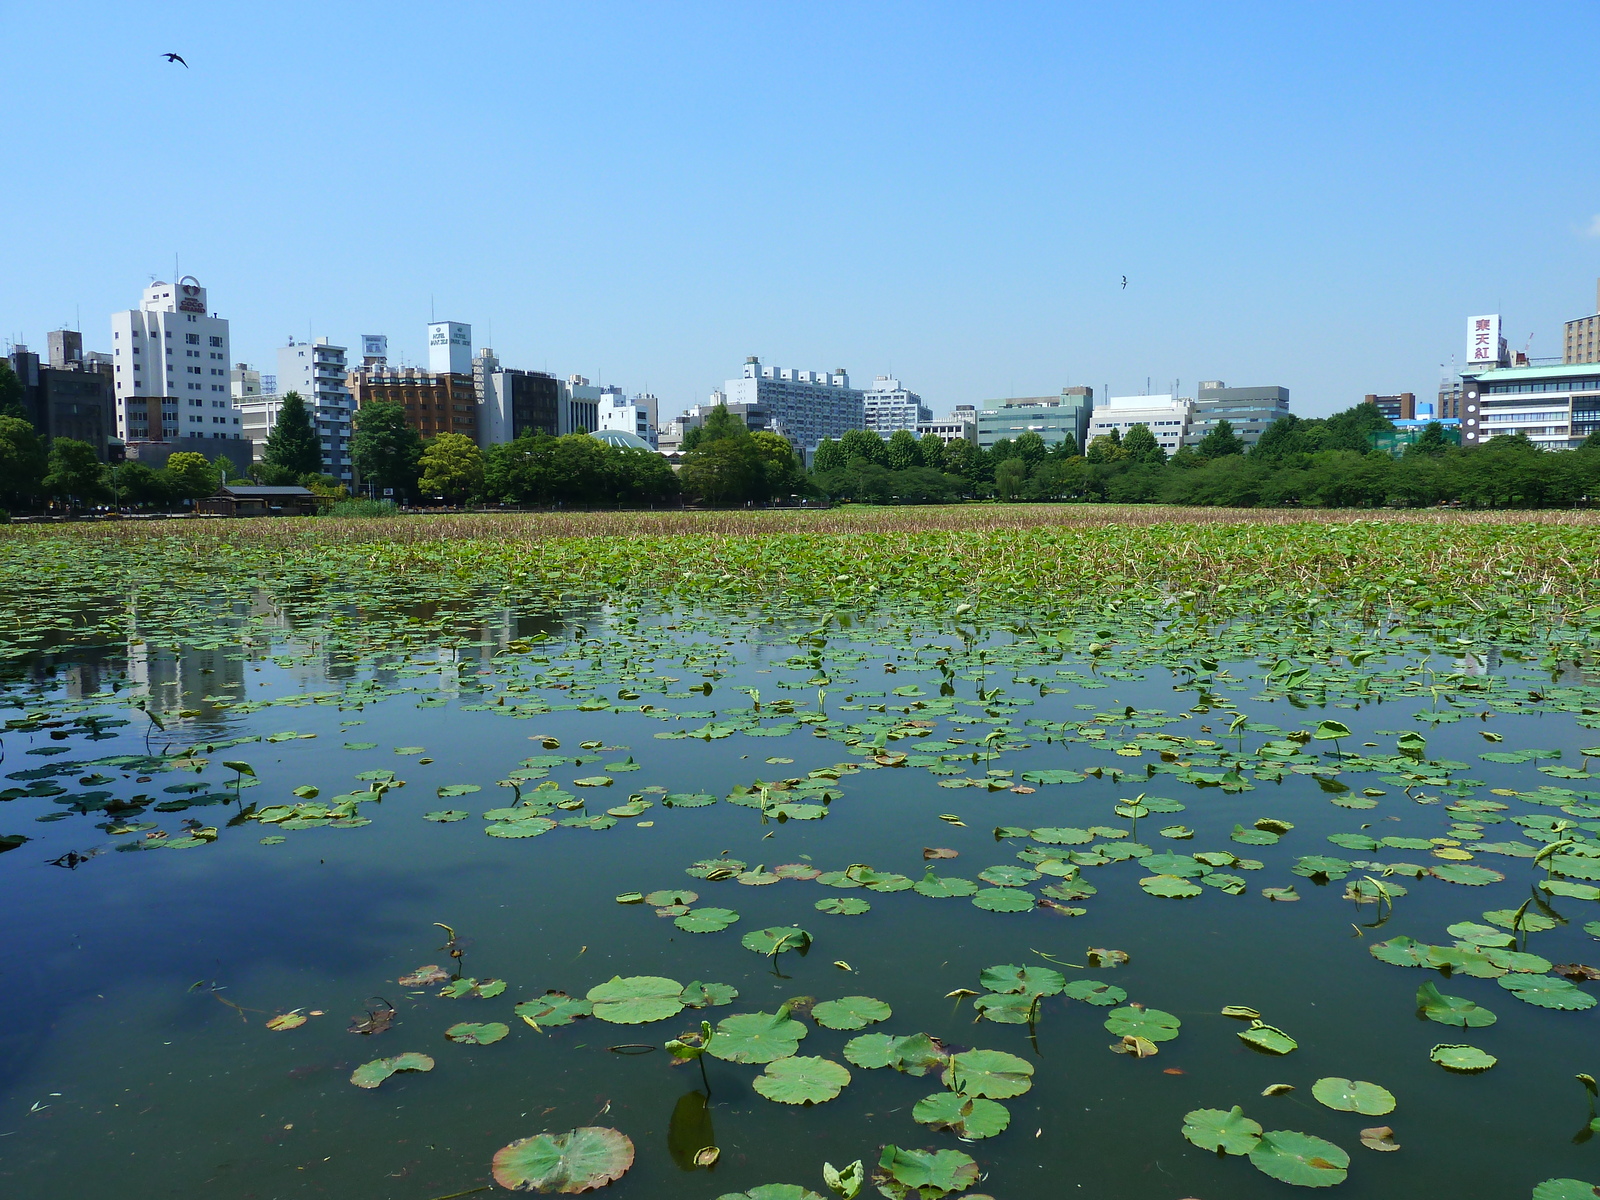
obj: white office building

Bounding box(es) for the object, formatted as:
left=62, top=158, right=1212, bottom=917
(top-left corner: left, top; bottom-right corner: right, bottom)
left=1088, top=394, right=1193, bottom=455
left=277, top=337, right=353, bottom=482
left=560, top=376, right=608, bottom=436
left=918, top=405, right=977, bottom=444
left=862, top=375, right=931, bottom=435
left=598, top=392, right=659, bottom=448
left=722, top=356, right=863, bottom=455
left=110, top=277, right=243, bottom=446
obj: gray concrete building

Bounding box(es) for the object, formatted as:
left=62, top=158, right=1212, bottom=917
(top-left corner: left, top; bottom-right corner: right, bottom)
left=976, top=387, right=1092, bottom=450
left=1183, top=382, right=1290, bottom=448
left=8, top=334, right=117, bottom=459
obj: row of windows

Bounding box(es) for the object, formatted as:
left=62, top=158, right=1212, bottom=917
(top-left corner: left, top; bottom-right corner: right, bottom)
left=1482, top=410, right=1566, bottom=423
left=1483, top=378, right=1600, bottom=394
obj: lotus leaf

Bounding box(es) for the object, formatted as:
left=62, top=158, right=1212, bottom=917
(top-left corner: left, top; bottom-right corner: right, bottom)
left=1446, top=921, right=1513, bottom=947
left=645, top=888, right=698, bottom=906
left=815, top=896, right=872, bottom=915
left=680, top=981, right=739, bottom=1008
left=487, top=817, right=557, bottom=838
left=1262, top=886, right=1301, bottom=901
left=1232, top=824, right=1280, bottom=846
left=811, top=996, right=891, bottom=1031
left=971, top=887, right=1035, bottom=912
left=1497, top=974, right=1597, bottom=1010
left=843, top=1032, right=900, bottom=1068
left=1532, top=1181, right=1600, bottom=1200
left=979, top=964, right=1065, bottom=996
left=662, top=792, right=717, bottom=808
left=912, top=1091, right=1010, bottom=1139
left=1417, top=982, right=1497, bottom=1027
left=742, top=926, right=812, bottom=956
left=1359, top=1125, right=1399, bottom=1152
left=350, top=1051, right=434, bottom=1089
left=436, top=784, right=480, bottom=797
left=1031, top=826, right=1094, bottom=844
left=941, top=1048, right=1034, bottom=1098
left=1430, top=1043, right=1497, bottom=1072
left=1063, top=979, right=1126, bottom=1006
left=1292, top=855, right=1352, bottom=881
left=265, top=1011, right=306, bottom=1031
left=874, top=1145, right=979, bottom=1198
left=972, top=992, right=1040, bottom=1023
left=491, top=1126, right=635, bottom=1193
left=1238, top=1021, right=1297, bottom=1054
left=446, top=1021, right=509, bottom=1045
left=516, top=992, right=593, bottom=1028
left=1311, top=1077, right=1396, bottom=1115
left=1248, top=1129, right=1349, bottom=1187
left=1104, top=1006, right=1181, bottom=1042
left=1140, top=852, right=1208, bottom=877
left=715, top=1187, right=825, bottom=1200
left=1483, top=947, right=1552, bottom=974
left=752, top=1055, right=851, bottom=1104
left=675, top=907, right=740, bottom=933
left=1482, top=908, right=1560, bottom=933
left=399, top=964, right=450, bottom=987
left=977, top=863, right=1038, bottom=887
left=586, top=975, right=686, bottom=1024
left=1181, top=1105, right=1263, bottom=1155
left=423, top=809, right=469, bottom=822
left=1140, top=874, right=1203, bottom=898
left=914, top=873, right=979, bottom=898
left=1430, top=863, right=1505, bottom=886
left=708, top=1008, right=808, bottom=1063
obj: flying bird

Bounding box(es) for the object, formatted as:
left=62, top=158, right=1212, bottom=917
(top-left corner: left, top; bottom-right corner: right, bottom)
left=161, top=52, right=188, bottom=67
left=1121, top=276, right=1127, bottom=289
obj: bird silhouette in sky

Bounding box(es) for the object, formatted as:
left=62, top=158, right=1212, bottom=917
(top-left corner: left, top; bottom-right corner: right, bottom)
left=161, top=52, right=188, bottom=67
left=1121, top=276, right=1127, bottom=289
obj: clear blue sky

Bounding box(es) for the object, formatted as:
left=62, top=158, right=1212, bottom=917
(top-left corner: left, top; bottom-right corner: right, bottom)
left=4, top=1, right=1597, bottom=420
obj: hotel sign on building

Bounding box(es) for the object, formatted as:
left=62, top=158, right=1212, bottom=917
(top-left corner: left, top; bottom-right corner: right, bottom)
left=1468, top=314, right=1502, bottom=366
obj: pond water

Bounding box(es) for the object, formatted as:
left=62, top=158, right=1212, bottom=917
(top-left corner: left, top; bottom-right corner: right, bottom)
left=1, top=589, right=1598, bottom=1200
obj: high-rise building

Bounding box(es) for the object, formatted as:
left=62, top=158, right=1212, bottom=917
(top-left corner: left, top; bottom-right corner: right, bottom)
left=1088, top=394, right=1191, bottom=455
left=1365, top=392, right=1416, bottom=421
left=428, top=321, right=472, bottom=375
left=1564, top=279, right=1600, bottom=365
left=350, top=365, right=479, bottom=444
left=862, top=376, right=931, bottom=435
left=977, top=388, right=1093, bottom=450
left=480, top=366, right=561, bottom=444
left=917, top=405, right=977, bottom=445
left=7, top=338, right=117, bottom=459
left=360, top=335, right=388, bottom=368
left=1437, top=375, right=1464, bottom=420
left=722, top=356, right=863, bottom=455
left=110, top=277, right=244, bottom=453
left=277, top=337, right=353, bottom=483
left=1459, top=361, right=1598, bottom=449
left=1183, top=382, right=1290, bottom=449
left=560, top=377, right=609, bottom=436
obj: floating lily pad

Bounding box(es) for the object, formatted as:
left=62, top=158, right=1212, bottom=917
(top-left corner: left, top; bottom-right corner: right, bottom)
left=516, top=992, right=593, bottom=1028
left=1105, top=1006, right=1181, bottom=1043
left=873, top=1145, right=979, bottom=1199
left=492, top=1126, right=635, bottom=1193
left=1140, top=874, right=1204, bottom=898
left=741, top=926, right=812, bottom=956
left=1311, top=1077, right=1396, bottom=1116
left=811, top=996, right=891, bottom=1031
left=707, top=1008, right=808, bottom=1063
left=914, top=873, right=979, bottom=898
left=586, top=976, right=685, bottom=1024
left=423, top=809, right=469, bottom=822
left=713, top=1187, right=825, bottom=1200
left=350, top=1052, right=434, bottom=1088
left=675, top=907, right=740, bottom=934
left=446, top=1021, right=509, bottom=1045
left=979, top=964, right=1065, bottom=996
left=751, top=1055, right=850, bottom=1104
left=972, top=887, right=1035, bottom=913
left=972, top=993, right=1040, bottom=1024
left=1497, top=974, right=1597, bottom=1010
left=1181, top=1105, right=1263, bottom=1155
left=1417, top=982, right=1497, bottom=1027
left=1430, top=863, right=1505, bottom=886
left=1248, top=1129, right=1349, bottom=1187
left=1063, top=979, right=1127, bottom=1006
left=1238, top=1021, right=1297, bottom=1054
left=1430, top=1043, right=1497, bottom=1072
left=942, top=1047, right=1034, bottom=1098
left=977, top=863, right=1039, bottom=886
left=680, top=980, right=739, bottom=1008
left=815, top=896, right=871, bottom=915
left=1532, top=1181, right=1600, bottom=1200
left=912, top=1091, right=1010, bottom=1139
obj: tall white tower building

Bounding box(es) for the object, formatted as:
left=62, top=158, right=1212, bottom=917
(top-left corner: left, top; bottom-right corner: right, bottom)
left=110, top=277, right=240, bottom=444
left=276, top=337, right=353, bottom=483
left=427, top=321, right=472, bottom=375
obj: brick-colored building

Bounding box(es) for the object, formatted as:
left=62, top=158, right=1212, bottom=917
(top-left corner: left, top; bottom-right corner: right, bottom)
left=349, top=366, right=479, bottom=443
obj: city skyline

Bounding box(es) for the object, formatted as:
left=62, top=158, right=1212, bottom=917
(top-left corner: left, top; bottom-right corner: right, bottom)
left=3, top=3, right=1598, bottom=420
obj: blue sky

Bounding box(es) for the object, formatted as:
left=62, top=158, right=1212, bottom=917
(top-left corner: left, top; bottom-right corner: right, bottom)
left=3, top=1, right=1597, bottom=419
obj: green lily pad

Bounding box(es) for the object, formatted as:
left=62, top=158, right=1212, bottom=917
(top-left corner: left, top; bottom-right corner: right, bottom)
left=491, top=1126, right=635, bottom=1192
left=979, top=964, right=1065, bottom=996
left=445, top=1021, right=509, bottom=1045
left=1430, top=1043, right=1497, bottom=1072
left=436, top=784, right=481, bottom=797
left=1181, top=1105, right=1263, bottom=1155
left=1417, top=981, right=1497, bottom=1027
left=972, top=993, right=1041, bottom=1024
left=874, top=1145, right=979, bottom=1199
left=1311, top=1077, right=1396, bottom=1115
left=914, top=873, right=979, bottom=898
left=680, top=980, right=739, bottom=1009
left=1430, top=863, right=1505, bottom=886
left=1238, top=1021, right=1297, bottom=1054
left=675, top=907, right=740, bottom=933
left=842, top=1032, right=946, bottom=1074
left=586, top=975, right=685, bottom=1024
left=1482, top=908, right=1560, bottom=933
left=515, top=992, right=593, bottom=1029
left=751, top=1055, right=851, bottom=1104
left=350, top=1051, right=434, bottom=1088
left=815, top=896, right=872, bottom=915
left=1104, top=1006, right=1181, bottom=1043
left=662, top=792, right=717, bottom=808
left=1140, top=852, right=1208, bottom=876
left=977, top=863, right=1039, bottom=886
left=1291, top=855, right=1353, bottom=881
left=1497, top=974, right=1597, bottom=1010
left=1248, top=1129, right=1349, bottom=1187
left=912, top=1091, right=1010, bottom=1139
left=486, top=817, right=557, bottom=838
left=942, top=1048, right=1034, bottom=1098
left=1446, top=921, right=1514, bottom=948
left=1232, top=824, right=1280, bottom=846
left=1140, top=874, right=1204, bottom=898
left=645, top=888, right=698, bottom=906
left=714, top=1187, right=825, bottom=1200
left=811, top=996, right=891, bottom=1031
left=972, top=887, right=1036, bottom=913
left=1062, top=979, right=1126, bottom=1006
left=1532, top=1181, right=1600, bottom=1200
left=423, top=809, right=469, bottom=822
left=741, top=926, right=812, bottom=956
left=708, top=1008, right=808, bottom=1063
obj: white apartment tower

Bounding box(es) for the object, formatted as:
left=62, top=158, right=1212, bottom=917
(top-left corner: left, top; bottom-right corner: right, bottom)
left=723, top=356, right=864, bottom=454
left=110, top=277, right=241, bottom=444
left=277, top=337, right=353, bottom=482
left=862, top=375, right=931, bottom=435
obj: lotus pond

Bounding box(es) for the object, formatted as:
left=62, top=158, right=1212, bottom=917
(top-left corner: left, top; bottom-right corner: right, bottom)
left=3, top=513, right=1600, bottom=1200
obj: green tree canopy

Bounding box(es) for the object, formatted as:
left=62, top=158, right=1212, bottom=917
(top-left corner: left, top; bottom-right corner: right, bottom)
left=0, top=415, right=47, bottom=508
left=1404, top=421, right=1451, bottom=458
left=0, top=359, right=26, bottom=421
left=917, top=433, right=947, bottom=471
left=115, top=461, right=171, bottom=508
left=418, top=432, right=484, bottom=503
left=750, top=430, right=808, bottom=500
left=1121, top=424, right=1167, bottom=466
left=262, top=391, right=322, bottom=477
left=351, top=400, right=424, bottom=498
left=680, top=436, right=761, bottom=504
left=45, top=438, right=109, bottom=506
left=995, top=456, right=1029, bottom=500
left=1196, top=419, right=1244, bottom=459
left=1049, top=432, right=1081, bottom=459
left=838, top=428, right=888, bottom=465
left=1013, top=431, right=1048, bottom=465
left=164, top=451, right=219, bottom=500
left=886, top=428, right=921, bottom=471
left=699, top=404, right=749, bottom=443
left=812, top=437, right=844, bottom=472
